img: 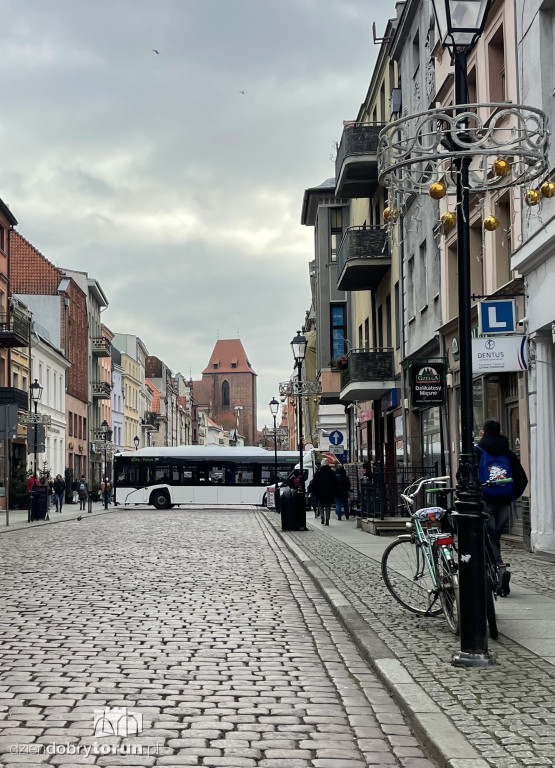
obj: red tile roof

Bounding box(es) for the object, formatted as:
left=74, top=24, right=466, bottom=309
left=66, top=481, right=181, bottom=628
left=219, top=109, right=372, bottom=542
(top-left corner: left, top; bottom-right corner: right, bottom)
left=145, top=378, right=161, bottom=413
left=202, top=339, right=256, bottom=375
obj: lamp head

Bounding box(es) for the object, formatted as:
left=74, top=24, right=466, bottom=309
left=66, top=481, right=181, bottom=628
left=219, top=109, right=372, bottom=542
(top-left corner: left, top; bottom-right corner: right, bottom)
left=269, top=397, right=279, bottom=418
left=291, top=330, right=308, bottom=364
left=101, top=419, right=109, bottom=434
left=134, top=436, right=140, bottom=449
left=30, top=379, right=43, bottom=403
left=431, top=0, right=493, bottom=52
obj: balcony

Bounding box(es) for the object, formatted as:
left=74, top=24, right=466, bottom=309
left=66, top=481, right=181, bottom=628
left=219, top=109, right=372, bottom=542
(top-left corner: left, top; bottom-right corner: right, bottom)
left=337, top=226, right=390, bottom=291
left=92, top=337, right=112, bottom=357
left=0, top=312, right=30, bottom=348
left=0, top=386, right=29, bottom=411
left=92, top=381, right=111, bottom=399
left=335, top=122, right=384, bottom=198
left=339, top=348, right=396, bottom=402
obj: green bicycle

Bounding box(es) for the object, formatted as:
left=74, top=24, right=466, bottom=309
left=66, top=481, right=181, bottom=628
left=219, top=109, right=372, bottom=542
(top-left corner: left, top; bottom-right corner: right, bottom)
left=381, top=476, right=460, bottom=635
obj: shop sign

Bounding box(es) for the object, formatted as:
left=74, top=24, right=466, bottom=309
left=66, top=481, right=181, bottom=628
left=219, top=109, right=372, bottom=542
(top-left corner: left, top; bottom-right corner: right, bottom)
left=359, top=409, right=372, bottom=423
left=410, top=362, right=447, bottom=407
left=471, top=336, right=528, bottom=372
left=381, top=388, right=400, bottom=413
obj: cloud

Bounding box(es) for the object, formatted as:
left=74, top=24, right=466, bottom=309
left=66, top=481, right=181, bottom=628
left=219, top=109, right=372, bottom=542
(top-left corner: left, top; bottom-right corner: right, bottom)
left=1, top=0, right=392, bottom=428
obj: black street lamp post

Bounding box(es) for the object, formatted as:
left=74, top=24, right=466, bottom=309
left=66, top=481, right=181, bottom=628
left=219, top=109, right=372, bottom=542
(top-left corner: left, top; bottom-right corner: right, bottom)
left=269, top=397, right=279, bottom=484
left=291, top=331, right=308, bottom=528
left=431, top=0, right=495, bottom=667
left=269, top=397, right=280, bottom=511
left=29, top=379, right=43, bottom=523
left=101, top=420, right=112, bottom=510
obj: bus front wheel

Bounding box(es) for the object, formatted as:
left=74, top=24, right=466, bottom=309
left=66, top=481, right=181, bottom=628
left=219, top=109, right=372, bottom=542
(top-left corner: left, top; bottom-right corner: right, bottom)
left=151, top=491, right=170, bottom=510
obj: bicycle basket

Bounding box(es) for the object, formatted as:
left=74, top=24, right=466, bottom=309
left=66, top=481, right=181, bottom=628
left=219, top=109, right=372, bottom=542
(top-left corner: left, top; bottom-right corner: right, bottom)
left=413, top=506, right=445, bottom=521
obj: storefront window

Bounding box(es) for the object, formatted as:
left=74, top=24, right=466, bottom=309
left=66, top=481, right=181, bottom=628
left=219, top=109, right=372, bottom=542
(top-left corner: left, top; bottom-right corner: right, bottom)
left=422, top=407, right=441, bottom=472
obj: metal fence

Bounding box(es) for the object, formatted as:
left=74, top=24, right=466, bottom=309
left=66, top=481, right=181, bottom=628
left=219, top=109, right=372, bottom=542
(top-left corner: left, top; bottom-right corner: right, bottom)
left=360, top=463, right=439, bottom=519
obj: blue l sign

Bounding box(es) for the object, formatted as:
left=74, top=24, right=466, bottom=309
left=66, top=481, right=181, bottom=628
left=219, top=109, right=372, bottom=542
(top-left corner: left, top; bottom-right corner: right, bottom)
left=329, top=430, right=344, bottom=446
left=479, top=300, right=516, bottom=335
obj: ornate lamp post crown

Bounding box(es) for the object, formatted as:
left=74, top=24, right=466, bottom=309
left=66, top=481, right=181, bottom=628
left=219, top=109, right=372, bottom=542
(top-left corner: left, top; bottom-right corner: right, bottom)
left=30, top=379, right=43, bottom=403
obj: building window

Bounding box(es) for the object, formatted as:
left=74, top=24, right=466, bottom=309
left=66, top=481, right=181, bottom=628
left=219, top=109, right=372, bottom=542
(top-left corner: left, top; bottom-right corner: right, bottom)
left=406, top=256, right=415, bottom=320
left=330, top=304, right=347, bottom=360
left=330, top=208, right=343, bottom=263
left=394, top=282, right=400, bottom=349
left=222, top=380, right=230, bottom=407
left=488, top=25, right=505, bottom=102
left=0, top=226, right=4, bottom=252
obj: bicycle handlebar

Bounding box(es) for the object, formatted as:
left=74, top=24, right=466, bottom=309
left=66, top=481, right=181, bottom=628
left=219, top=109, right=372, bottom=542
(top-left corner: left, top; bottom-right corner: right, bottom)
left=403, top=475, right=451, bottom=499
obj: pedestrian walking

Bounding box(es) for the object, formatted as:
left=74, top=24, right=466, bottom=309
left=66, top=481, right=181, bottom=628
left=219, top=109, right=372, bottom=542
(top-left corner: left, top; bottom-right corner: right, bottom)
left=476, top=419, right=528, bottom=596
left=53, top=474, right=66, bottom=513
left=78, top=475, right=89, bottom=511
left=335, top=464, right=351, bottom=520
left=310, top=457, right=337, bottom=526
left=100, top=477, right=111, bottom=506
left=71, top=478, right=79, bottom=503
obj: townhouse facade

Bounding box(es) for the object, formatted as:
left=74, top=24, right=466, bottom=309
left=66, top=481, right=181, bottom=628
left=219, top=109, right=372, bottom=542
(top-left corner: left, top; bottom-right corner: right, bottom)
left=297, top=0, right=550, bottom=551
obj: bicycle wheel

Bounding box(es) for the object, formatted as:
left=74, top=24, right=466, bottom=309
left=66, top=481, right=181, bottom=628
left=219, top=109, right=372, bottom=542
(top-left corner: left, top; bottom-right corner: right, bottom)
left=434, top=546, right=460, bottom=635
left=381, top=538, right=442, bottom=615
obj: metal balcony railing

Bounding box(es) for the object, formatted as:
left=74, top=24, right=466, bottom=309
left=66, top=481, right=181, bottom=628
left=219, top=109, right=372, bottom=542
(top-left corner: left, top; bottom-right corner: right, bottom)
left=341, top=348, right=395, bottom=387
left=0, top=312, right=30, bottom=348
left=336, top=226, right=390, bottom=291
left=92, top=337, right=112, bottom=356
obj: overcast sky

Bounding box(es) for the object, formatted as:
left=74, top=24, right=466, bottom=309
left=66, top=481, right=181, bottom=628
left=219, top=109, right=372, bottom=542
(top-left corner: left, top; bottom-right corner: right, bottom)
left=1, top=0, right=392, bottom=430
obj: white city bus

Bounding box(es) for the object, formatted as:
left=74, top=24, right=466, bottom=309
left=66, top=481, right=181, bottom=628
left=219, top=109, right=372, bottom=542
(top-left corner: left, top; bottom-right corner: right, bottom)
left=113, top=446, right=299, bottom=508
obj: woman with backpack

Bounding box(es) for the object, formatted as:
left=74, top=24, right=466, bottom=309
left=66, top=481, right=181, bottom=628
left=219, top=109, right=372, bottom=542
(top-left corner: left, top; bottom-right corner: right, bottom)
left=476, top=419, right=528, bottom=596
left=78, top=475, right=89, bottom=511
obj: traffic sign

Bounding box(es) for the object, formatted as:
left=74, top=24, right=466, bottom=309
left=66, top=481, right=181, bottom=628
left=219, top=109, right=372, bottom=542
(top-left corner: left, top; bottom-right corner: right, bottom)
left=479, top=300, right=516, bottom=335
left=329, top=430, right=344, bottom=446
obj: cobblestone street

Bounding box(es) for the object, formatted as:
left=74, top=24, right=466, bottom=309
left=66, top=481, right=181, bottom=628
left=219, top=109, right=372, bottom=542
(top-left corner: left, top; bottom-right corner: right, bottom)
left=278, top=513, right=555, bottom=768
left=0, top=508, right=435, bottom=768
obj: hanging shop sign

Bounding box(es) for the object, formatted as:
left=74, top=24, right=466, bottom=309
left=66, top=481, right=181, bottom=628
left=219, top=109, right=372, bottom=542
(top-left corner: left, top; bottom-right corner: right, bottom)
left=409, top=362, right=447, bottom=407
left=471, top=336, right=528, bottom=372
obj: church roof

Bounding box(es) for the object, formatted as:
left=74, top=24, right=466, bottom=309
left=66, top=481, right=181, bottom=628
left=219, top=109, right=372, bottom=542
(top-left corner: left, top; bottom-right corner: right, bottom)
left=202, top=339, right=256, bottom=375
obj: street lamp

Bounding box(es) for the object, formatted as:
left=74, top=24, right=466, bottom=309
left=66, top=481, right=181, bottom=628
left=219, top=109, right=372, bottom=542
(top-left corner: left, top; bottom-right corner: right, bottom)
left=269, top=397, right=280, bottom=498
left=431, top=0, right=494, bottom=667
left=29, top=379, right=43, bottom=523
left=134, top=435, right=140, bottom=450
left=291, top=331, right=308, bottom=527
left=101, top=420, right=112, bottom=510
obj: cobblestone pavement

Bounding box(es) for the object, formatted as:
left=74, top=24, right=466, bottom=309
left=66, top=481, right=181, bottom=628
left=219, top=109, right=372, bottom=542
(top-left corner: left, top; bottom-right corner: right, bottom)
left=266, top=512, right=555, bottom=768
left=0, top=508, right=436, bottom=768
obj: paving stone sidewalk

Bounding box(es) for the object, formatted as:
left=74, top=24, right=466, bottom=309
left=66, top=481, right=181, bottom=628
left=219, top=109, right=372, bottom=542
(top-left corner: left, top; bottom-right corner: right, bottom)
left=0, top=507, right=437, bottom=767
left=261, top=510, right=555, bottom=768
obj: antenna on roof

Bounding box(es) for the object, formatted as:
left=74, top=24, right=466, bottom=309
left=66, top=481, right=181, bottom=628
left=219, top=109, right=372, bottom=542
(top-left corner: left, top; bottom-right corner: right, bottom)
left=372, top=21, right=394, bottom=45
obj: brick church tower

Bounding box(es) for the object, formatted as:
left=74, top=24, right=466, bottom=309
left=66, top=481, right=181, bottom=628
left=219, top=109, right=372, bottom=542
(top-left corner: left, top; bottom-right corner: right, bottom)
left=201, top=339, right=257, bottom=446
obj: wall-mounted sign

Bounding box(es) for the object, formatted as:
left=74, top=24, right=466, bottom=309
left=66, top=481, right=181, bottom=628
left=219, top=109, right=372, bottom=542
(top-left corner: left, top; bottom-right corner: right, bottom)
left=472, top=336, right=528, bottom=372
left=479, top=299, right=516, bottom=335
left=409, top=363, right=447, bottom=407
left=359, top=409, right=372, bottom=423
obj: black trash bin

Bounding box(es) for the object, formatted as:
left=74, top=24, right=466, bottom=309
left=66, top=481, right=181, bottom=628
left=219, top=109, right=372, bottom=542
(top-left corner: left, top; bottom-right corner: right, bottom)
left=31, top=485, right=49, bottom=521
left=280, top=487, right=307, bottom=531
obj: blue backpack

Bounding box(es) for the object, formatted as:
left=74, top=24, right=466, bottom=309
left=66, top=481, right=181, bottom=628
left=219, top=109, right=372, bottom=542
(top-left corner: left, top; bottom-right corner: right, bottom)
left=477, top=446, right=513, bottom=504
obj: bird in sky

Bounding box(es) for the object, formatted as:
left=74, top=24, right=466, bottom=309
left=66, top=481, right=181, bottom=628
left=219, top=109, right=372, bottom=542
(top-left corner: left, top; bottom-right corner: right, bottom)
left=239, top=89, right=246, bottom=95
left=152, top=49, right=160, bottom=54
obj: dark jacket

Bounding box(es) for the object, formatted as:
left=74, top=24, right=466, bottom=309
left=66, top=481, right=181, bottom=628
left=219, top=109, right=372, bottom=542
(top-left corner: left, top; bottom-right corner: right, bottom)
left=310, top=465, right=337, bottom=504
left=335, top=466, right=351, bottom=499
left=53, top=478, right=66, bottom=495
left=476, top=433, right=528, bottom=504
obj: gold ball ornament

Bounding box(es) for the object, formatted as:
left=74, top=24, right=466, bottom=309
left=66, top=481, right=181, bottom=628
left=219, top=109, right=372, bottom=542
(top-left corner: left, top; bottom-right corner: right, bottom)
left=483, top=216, right=500, bottom=231
left=383, top=206, right=399, bottom=222
left=441, top=211, right=456, bottom=229
left=541, top=181, right=555, bottom=199
left=429, top=182, right=447, bottom=200
left=525, top=189, right=540, bottom=206
left=493, top=158, right=510, bottom=177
